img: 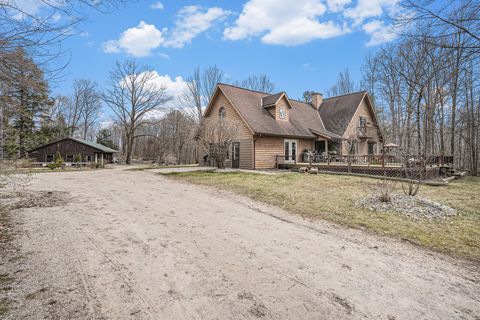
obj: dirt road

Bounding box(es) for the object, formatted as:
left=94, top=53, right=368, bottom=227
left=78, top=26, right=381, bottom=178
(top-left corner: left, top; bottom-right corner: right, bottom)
left=3, top=167, right=479, bottom=319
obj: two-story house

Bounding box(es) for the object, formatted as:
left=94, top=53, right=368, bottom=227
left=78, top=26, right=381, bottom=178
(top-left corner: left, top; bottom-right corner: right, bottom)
left=203, top=83, right=383, bottom=169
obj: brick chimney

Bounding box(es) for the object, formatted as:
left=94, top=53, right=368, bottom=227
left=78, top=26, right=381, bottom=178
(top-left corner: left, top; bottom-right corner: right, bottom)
left=311, top=92, right=323, bottom=110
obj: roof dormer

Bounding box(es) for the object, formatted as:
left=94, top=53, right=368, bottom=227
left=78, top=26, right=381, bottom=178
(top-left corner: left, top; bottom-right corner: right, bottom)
left=261, top=92, right=293, bottom=121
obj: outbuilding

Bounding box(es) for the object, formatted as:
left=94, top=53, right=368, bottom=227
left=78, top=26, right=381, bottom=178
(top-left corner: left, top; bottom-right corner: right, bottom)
left=28, top=137, right=118, bottom=165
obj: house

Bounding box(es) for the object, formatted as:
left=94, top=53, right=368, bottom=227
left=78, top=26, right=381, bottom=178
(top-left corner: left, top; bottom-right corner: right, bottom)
left=203, top=83, right=383, bottom=169
left=28, top=137, right=118, bottom=165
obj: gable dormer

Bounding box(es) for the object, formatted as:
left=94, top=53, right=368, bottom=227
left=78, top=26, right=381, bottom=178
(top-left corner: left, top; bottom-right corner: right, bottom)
left=261, top=92, right=293, bottom=121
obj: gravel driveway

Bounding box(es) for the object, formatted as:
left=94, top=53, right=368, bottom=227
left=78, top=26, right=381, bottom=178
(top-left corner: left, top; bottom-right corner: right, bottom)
left=3, top=167, right=479, bottom=319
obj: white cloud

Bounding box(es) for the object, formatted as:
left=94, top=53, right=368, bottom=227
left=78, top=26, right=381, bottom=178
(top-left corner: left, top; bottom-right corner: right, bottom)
left=150, top=2, right=164, bottom=10
left=142, top=72, right=189, bottom=117
left=80, top=31, right=90, bottom=38
left=362, top=20, right=397, bottom=46
left=224, top=0, right=346, bottom=46
left=344, top=0, right=399, bottom=24
left=164, top=5, right=231, bottom=48
left=102, top=21, right=165, bottom=57
left=102, top=40, right=121, bottom=53
left=326, top=0, right=352, bottom=12
left=51, top=12, right=61, bottom=22
left=150, top=72, right=188, bottom=98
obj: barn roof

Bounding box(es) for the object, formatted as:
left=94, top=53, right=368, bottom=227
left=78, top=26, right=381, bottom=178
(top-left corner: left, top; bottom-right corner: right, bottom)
left=28, top=137, right=118, bottom=153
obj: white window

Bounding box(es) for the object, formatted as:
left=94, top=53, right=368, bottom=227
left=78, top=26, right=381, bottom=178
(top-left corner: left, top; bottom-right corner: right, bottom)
left=279, top=107, right=286, bottom=119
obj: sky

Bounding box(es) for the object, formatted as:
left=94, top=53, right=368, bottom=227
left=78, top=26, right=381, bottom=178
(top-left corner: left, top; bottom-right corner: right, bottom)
left=25, top=0, right=401, bottom=102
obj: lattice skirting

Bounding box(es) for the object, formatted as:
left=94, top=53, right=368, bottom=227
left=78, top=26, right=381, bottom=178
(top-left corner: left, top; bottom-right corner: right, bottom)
left=286, top=165, right=440, bottom=179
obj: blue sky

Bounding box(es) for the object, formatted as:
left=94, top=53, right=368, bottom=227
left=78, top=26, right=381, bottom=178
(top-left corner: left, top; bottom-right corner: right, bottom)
left=52, top=0, right=399, bottom=100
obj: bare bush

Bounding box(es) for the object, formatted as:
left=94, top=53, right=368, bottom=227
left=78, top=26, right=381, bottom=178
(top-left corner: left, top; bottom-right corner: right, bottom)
left=196, top=118, right=240, bottom=169
left=375, top=179, right=396, bottom=203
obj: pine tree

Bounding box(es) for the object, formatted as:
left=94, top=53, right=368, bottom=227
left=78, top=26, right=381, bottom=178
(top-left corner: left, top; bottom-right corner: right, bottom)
left=0, top=49, right=53, bottom=158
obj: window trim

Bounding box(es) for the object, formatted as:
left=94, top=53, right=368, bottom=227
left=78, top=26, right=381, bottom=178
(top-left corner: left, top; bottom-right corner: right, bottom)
left=279, top=106, right=287, bottom=119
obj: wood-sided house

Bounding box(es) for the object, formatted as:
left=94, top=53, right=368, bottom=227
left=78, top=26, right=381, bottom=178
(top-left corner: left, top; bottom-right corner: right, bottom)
left=203, top=83, right=383, bottom=169
left=28, top=137, right=118, bottom=165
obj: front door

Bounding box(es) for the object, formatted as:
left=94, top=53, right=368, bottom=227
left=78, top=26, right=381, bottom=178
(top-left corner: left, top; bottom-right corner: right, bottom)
left=232, top=142, right=240, bottom=168
left=368, top=142, right=375, bottom=155
left=284, top=139, right=297, bottom=163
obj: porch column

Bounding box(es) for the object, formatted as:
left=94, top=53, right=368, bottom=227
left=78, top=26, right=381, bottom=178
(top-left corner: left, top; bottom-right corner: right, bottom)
left=95, top=153, right=98, bottom=163
left=101, top=153, right=104, bottom=165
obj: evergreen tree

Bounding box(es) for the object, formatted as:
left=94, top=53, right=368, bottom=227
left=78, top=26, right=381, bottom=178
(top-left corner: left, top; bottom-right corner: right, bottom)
left=0, top=49, right=53, bottom=158
left=96, top=128, right=118, bottom=150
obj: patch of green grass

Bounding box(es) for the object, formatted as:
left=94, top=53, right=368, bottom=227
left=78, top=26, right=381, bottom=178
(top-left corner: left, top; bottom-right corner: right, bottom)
left=165, top=171, right=480, bottom=261
left=125, top=164, right=199, bottom=171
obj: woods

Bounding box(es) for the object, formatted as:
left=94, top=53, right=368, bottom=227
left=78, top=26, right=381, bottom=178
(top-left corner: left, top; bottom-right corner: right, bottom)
left=361, top=0, right=479, bottom=174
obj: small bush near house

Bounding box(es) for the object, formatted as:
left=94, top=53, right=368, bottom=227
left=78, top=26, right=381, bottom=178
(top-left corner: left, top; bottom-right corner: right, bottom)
left=47, top=151, right=64, bottom=170
left=74, top=153, right=82, bottom=164
left=90, top=162, right=103, bottom=169
left=376, top=179, right=395, bottom=203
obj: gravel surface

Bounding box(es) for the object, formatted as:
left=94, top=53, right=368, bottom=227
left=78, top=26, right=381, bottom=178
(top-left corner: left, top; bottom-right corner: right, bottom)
left=0, top=167, right=479, bottom=319
left=358, top=193, right=457, bottom=219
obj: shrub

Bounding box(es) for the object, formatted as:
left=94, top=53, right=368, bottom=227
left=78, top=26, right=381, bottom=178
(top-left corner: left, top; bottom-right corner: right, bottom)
left=48, top=151, right=64, bottom=170
left=74, top=153, right=82, bottom=163
left=376, top=178, right=396, bottom=202
left=73, top=153, right=82, bottom=168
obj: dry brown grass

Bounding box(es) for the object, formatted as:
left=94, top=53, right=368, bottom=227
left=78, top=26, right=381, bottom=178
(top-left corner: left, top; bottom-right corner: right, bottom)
left=165, top=171, right=480, bottom=261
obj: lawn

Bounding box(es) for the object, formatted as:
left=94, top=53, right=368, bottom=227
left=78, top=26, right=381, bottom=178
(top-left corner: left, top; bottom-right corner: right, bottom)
left=164, top=171, right=480, bottom=261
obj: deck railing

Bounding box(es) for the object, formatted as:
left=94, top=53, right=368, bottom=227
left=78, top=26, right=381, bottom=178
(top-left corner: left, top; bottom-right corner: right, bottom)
left=276, top=154, right=453, bottom=168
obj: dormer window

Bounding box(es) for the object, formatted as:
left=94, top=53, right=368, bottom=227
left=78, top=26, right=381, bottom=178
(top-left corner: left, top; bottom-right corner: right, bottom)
left=279, top=107, right=286, bottom=119
left=219, top=107, right=225, bottom=120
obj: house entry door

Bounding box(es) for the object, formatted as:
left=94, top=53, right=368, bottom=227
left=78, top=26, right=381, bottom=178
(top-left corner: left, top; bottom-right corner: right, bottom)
left=284, top=139, right=297, bottom=163
left=232, top=142, right=240, bottom=168
left=368, top=142, right=375, bottom=155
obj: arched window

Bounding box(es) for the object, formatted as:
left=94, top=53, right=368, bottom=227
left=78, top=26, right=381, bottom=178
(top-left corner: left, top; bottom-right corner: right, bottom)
left=219, top=107, right=225, bottom=120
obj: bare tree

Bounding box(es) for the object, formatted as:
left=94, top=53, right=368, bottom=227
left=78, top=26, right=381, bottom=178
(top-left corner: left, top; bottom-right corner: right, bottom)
left=326, top=69, right=356, bottom=97
left=398, top=0, right=480, bottom=54
left=233, top=74, right=276, bottom=93
left=0, top=1, right=126, bottom=79
left=300, top=91, right=315, bottom=103
left=179, top=66, right=224, bottom=123
left=197, top=117, right=240, bottom=169
left=102, top=60, right=171, bottom=164
left=78, top=80, right=102, bottom=140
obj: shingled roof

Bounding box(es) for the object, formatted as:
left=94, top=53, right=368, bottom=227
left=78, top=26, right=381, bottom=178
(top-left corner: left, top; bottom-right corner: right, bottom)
left=319, top=91, right=367, bottom=136
left=261, top=92, right=285, bottom=107
left=29, top=137, right=118, bottom=153
left=211, top=83, right=368, bottom=140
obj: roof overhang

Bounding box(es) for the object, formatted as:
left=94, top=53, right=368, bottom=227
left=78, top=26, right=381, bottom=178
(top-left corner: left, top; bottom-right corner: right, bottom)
left=310, top=128, right=342, bottom=140
left=261, top=92, right=293, bottom=109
